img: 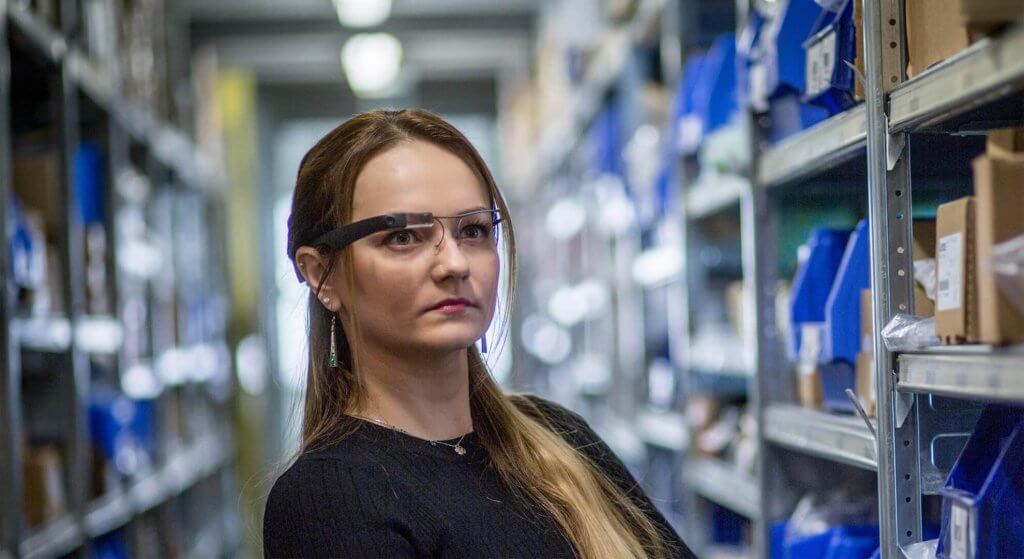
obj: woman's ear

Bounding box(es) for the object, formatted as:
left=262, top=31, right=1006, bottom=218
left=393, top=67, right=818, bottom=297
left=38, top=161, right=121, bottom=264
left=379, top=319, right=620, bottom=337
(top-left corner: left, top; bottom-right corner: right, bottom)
left=295, top=247, right=341, bottom=311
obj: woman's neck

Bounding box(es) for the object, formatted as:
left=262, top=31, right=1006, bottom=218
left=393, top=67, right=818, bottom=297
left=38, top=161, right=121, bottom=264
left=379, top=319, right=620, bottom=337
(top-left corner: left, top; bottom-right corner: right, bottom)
left=353, top=347, right=474, bottom=441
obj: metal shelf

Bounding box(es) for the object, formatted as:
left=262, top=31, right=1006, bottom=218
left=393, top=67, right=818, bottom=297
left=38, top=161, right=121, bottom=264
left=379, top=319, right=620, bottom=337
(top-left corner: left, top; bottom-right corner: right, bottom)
left=757, top=104, right=867, bottom=188
left=534, top=0, right=665, bottom=179
left=889, top=24, right=1024, bottom=133
left=11, top=315, right=72, bottom=352
left=682, top=458, right=760, bottom=520
left=82, top=433, right=232, bottom=540
left=897, top=346, right=1024, bottom=403
left=764, top=404, right=878, bottom=471
left=19, top=515, right=83, bottom=559
left=684, top=173, right=747, bottom=219
left=634, top=408, right=689, bottom=452
left=7, top=2, right=66, bottom=62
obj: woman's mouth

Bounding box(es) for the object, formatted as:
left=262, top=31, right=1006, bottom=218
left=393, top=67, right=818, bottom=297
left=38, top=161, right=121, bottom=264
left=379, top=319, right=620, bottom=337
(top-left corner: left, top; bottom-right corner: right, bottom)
left=427, top=298, right=474, bottom=314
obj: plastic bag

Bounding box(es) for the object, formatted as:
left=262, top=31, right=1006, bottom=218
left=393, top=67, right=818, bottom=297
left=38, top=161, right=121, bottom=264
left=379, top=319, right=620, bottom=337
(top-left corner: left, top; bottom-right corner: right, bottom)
left=914, top=258, right=936, bottom=301
left=881, top=314, right=940, bottom=352
left=992, top=234, right=1024, bottom=314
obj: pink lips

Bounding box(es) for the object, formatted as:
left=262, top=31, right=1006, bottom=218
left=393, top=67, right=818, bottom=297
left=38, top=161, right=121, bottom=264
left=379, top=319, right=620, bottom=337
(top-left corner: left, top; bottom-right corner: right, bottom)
left=428, top=298, right=474, bottom=313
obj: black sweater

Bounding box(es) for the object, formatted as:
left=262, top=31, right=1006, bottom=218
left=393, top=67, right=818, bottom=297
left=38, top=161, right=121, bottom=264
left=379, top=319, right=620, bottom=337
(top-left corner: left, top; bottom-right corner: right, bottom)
left=263, top=394, right=696, bottom=558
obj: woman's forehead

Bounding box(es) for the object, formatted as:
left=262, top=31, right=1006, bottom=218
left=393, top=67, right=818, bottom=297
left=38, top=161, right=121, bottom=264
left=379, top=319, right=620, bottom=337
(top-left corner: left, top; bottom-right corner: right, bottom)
left=351, top=140, right=489, bottom=219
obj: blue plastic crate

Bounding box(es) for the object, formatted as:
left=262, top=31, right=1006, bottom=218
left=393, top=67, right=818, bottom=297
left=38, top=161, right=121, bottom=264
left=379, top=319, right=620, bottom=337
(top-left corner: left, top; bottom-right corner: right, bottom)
left=764, top=0, right=826, bottom=98
left=820, top=361, right=856, bottom=414
left=767, top=92, right=830, bottom=144
left=789, top=228, right=853, bottom=361
left=74, top=141, right=105, bottom=225
left=694, top=33, right=737, bottom=136
left=937, top=405, right=1024, bottom=559
left=771, top=522, right=879, bottom=559
left=673, top=55, right=708, bottom=154
left=823, top=219, right=870, bottom=366
left=802, top=0, right=858, bottom=114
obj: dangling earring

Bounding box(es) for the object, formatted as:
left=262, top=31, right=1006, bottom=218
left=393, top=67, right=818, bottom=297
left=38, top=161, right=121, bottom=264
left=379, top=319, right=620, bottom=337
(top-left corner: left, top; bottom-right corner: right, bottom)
left=479, top=332, right=488, bottom=354
left=329, top=315, right=338, bottom=368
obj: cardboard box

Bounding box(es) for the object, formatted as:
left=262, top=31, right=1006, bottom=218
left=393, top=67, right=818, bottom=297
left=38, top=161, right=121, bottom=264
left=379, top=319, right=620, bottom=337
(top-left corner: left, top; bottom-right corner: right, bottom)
left=860, top=289, right=873, bottom=353
left=905, top=0, right=971, bottom=78
left=936, top=197, right=978, bottom=344
left=913, top=219, right=938, bottom=317
left=973, top=154, right=1024, bottom=345
left=798, top=366, right=823, bottom=410
left=23, top=444, right=67, bottom=527
left=960, top=0, right=1024, bottom=25
left=855, top=351, right=875, bottom=417
left=12, top=152, right=62, bottom=241
left=853, top=0, right=865, bottom=100
left=987, top=127, right=1024, bottom=158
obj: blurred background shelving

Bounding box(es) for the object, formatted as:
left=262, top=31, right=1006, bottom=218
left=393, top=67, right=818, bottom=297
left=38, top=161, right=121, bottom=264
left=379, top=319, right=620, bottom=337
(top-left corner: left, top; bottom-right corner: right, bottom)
left=4, top=1, right=1024, bottom=558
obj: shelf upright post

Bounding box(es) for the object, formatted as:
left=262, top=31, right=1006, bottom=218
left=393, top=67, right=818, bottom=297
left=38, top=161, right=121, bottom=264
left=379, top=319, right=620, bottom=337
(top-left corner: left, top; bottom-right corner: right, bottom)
left=55, top=1, right=91, bottom=531
left=862, top=0, right=920, bottom=556
left=0, top=0, right=26, bottom=554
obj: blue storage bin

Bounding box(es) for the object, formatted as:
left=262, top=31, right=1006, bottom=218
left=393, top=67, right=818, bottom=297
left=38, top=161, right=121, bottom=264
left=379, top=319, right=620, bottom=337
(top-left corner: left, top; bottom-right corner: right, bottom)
left=771, top=522, right=879, bottom=559
left=789, top=228, right=853, bottom=361
left=764, top=0, right=826, bottom=98
left=767, top=93, right=830, bottom=144
left=673, top=55, right=708, bottom=154
left=693, top=33, right=737, bottom=137
left=74, top=141, right=105, bottom=225
left=820, top=361, right=856, bottom=414
left=822, top=219, right=870, bottom=366
left=802, top=0, right=858, bottom=114
left=88, top=388, right=155, bottom=476
left=937, top=405, right=1024, bottom=559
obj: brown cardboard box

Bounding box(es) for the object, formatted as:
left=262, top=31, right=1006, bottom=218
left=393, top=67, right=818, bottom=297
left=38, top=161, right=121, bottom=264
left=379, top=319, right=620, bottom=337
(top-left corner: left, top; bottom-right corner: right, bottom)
left=905, top=0, right=971, bottom=78
left=961, top=0, right=1024, bottom=24
left=913, top=219, right=938, bottom=317
left=855, top=351, right=875, bottom=417
left=987, top=127, right=1024, bottom=158
left=853, top=0, right=865, bottom=100
left=12, top=152, right=62, bottom=240
left=23, top=444, right=67, bottom=527
left=860, top=289, right=873, bottom=353
left=974, top=154, right=1024, bottom=345
left=936, top=197, right=978, bottom=344
left=798, top=367, right=823, bottom=410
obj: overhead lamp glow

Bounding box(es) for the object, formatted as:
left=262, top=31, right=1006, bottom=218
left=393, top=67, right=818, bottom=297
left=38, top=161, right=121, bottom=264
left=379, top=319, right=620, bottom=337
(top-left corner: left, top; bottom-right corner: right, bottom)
left=332, top=0, right=392, bottom=28
left=341, top=33, right=403, bottom=97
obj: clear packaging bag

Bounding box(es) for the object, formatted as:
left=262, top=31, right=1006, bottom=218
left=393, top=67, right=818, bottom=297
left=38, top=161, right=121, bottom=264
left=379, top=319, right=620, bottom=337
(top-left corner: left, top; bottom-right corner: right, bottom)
left=881, top=314, right=940, bottom=352
left=992, top=234, right=1024, bottom=315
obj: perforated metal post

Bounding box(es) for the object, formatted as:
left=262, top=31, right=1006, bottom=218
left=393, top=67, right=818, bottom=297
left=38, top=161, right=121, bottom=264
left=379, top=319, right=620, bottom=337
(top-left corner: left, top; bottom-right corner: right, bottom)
left=862, top=0, right=922, bottom=556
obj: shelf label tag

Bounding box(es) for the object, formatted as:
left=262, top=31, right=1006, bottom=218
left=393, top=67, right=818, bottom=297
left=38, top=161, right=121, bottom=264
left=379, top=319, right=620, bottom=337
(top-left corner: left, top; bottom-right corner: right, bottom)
left=950, top=502, right=971, bottom=559
left=937, top=233, right=964, bottom=311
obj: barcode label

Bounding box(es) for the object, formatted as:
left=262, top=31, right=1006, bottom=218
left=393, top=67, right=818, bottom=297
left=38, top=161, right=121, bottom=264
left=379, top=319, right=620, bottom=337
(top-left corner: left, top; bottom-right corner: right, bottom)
left=937, top=233, right=964, bottom=312
left=950, top=503, right=969, bottom=559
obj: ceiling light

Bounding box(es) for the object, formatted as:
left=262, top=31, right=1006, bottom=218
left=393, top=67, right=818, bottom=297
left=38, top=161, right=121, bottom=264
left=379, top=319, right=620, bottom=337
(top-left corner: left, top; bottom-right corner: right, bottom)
left=332, top=0, right=392, bottom=28
left=341, top=32, right=403, bottom=97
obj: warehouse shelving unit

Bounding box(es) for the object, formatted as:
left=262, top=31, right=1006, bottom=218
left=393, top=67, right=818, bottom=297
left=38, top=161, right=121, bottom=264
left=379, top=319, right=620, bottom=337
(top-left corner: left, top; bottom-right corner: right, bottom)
left=1, top=3, right=237, bottom=558
left=520, top=1, right=1024, bottom=558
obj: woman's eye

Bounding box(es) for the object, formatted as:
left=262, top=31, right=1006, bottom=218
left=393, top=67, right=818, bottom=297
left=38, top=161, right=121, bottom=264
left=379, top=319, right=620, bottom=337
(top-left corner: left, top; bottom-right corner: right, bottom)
left=386, top=230, right=416, bottom=246
left=460, top=224, right=490, bottom=240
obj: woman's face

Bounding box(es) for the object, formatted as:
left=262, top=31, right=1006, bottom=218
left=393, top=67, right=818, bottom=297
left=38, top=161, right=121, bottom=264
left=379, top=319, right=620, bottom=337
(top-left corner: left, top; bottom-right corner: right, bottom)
left=333, top=139, right=499, bottom=357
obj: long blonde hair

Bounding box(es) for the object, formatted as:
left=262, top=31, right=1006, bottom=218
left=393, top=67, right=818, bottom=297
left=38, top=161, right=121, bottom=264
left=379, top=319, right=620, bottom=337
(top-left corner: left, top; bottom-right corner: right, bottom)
left=283, top=109, right=674, bottom=558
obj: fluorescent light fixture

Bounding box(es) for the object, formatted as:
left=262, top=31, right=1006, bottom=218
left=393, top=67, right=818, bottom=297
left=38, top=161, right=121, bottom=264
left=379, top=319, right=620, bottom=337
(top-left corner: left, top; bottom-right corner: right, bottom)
left=332, top=0, right=392, bottom=28
left=341, top=32, right=403, bottom=97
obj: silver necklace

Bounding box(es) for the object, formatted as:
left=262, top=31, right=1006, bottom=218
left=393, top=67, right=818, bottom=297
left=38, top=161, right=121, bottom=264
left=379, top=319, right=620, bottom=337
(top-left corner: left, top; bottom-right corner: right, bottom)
left=351, top=414, right=469, bottom=455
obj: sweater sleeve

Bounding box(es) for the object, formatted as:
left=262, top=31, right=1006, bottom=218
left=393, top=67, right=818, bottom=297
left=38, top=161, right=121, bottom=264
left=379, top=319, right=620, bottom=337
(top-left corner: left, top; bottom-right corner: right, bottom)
left=523, top=395, right=698, bottom=559
left=263, top=458, right=426, bottom=559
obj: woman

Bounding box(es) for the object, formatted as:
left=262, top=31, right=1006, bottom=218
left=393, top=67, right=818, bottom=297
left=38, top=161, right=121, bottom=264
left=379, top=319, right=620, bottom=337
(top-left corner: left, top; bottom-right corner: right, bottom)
left=263, top=109, right=697, bottom=559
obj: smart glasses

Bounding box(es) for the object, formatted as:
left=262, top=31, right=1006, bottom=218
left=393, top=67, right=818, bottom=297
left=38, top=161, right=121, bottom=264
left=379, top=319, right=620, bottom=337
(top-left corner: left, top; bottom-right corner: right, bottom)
left=294, top=208, right=503, bottom=283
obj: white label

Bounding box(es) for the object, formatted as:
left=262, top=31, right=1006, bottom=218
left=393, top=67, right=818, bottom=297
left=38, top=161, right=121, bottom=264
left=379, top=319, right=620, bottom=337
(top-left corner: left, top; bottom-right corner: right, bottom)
left=937, top=233, right=964, bottom=312
left=805, top=29, right=838, bottom=97
left=950, top=503, right=969, bottom=559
